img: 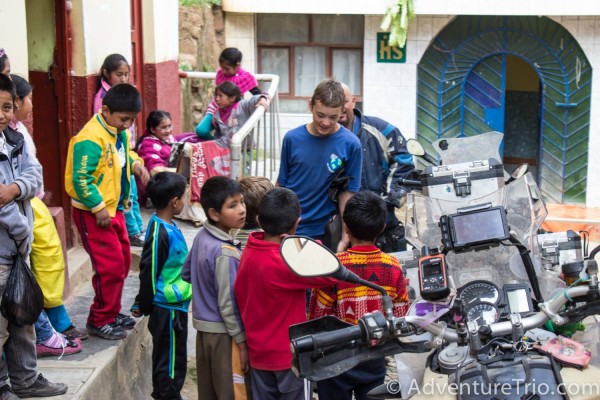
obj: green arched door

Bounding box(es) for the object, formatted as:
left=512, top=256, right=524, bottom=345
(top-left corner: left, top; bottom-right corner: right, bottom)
left=417, top=16, right=592, bottom=204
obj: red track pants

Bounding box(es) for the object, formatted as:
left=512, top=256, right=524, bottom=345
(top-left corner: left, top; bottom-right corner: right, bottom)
left=73, top=208, right=131, bottom=327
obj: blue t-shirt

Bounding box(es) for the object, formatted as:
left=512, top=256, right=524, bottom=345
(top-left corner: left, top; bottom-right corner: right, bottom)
left=278, top=124, right=362, bottom=237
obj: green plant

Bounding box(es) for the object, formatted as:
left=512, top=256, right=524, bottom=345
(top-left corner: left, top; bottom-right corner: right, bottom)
left=179, top=61, right=192, bottom=71
left=179, top=0, right=221, bottom=6
left=380, top=0, right=415, bottom=48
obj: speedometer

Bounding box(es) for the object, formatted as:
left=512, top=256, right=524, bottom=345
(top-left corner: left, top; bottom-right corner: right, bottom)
left=460, top=280, right=499, bottom=307
left=466, top=302, right=499, bottom=327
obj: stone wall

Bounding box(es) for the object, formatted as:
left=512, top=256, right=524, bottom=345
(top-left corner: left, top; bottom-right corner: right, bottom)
left=179, top=5, right=226, bottom=132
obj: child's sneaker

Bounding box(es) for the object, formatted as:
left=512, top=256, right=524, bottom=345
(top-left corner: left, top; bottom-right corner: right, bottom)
left=86, top=322, right=127, bottom=340
left=62, top=324, right=89, bottom=340
left=115, top=313, right=136, bottom=330
left=129, top=233, right=145, bottom=247
left=36, top=333, right=82, bottom=359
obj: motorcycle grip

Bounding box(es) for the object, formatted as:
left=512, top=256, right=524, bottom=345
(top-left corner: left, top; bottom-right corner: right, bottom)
left=399, top=178, right=421, bottom=187
left=292, top=324, right=365, bottom=353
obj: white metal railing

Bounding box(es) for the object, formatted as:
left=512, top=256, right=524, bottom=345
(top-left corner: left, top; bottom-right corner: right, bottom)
left=178, top=71, right=281, bottom=181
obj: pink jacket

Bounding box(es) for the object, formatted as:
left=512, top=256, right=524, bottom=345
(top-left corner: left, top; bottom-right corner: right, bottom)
left=136, top=134, right=174, bottom=173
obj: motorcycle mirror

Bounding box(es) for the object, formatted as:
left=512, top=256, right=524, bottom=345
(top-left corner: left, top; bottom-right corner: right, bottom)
left=507, top=163, right=529, bottom=183
left=281, top=236, right=396, bottom=319
left=280, top=236, right=341, bottom=277
left=406, top=139, right=425, bottom=156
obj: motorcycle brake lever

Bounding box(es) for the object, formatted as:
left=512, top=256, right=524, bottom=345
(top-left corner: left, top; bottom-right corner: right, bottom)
left=433, top=321, right=448, bottom=350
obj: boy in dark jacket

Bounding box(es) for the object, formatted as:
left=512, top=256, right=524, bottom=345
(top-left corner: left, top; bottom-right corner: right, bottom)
left=131, top=172, right=192, bottom=400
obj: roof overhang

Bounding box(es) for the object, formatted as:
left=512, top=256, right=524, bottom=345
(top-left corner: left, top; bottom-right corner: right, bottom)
left=222, top=0, right=600, bottom=16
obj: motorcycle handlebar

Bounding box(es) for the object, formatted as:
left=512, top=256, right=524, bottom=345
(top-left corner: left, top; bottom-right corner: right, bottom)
left=294, top=285, right=590, bottom=352
left=292, top=324, right=364, bottom=353
left=409, top=285, right=589, bottom=341
left=399, top=178, right=422, bottom=188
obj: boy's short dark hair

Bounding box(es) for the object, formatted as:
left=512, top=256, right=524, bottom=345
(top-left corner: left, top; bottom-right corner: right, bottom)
left=200, top=176, right=243, bottom=222
left=103, top=83, right=142, bottom=113
left=257, top=188, right=300, bottom=236
left=0, top=73, right=16, bottom=101
left=310, top=78, right=344, bottom=109
left=239, top=176, right=274, bottom=229
left=146, top=172, right=187, bottom=209
left=343, top=191, right=386, bottom=242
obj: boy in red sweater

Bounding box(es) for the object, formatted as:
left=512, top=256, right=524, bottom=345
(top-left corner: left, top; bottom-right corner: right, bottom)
left=309, top=191, right=409, bottom=400
left=234, top=188, right=338, bottom=400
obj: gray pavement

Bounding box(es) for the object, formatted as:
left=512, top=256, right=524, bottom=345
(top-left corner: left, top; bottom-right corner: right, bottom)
left=30, top=208, right=204, bottom=400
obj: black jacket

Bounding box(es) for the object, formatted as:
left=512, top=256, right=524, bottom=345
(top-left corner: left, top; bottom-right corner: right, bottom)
left=350, top=109, right=415, bottom=196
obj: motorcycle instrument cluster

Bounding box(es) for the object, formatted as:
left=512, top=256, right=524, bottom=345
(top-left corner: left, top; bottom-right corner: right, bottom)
left=465, top=302, right=500, bottom=326
left=458, top=280, right=534, bottom=328
left=503, top=283, right=534, bottom=314
left=459, top=280, right=500, bottom=305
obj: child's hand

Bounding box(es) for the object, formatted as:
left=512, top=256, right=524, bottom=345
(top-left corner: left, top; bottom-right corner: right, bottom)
left=257, top=95, right=271, bottom=112
left=94, top=208, right=111, bottom=228
left=0, top=183, right=20, bottom=207
left=130, top=303, right=141, bottom=317
left=134, top=164, right=151, bottom=185
left=237, top=341, right=250, bottom=373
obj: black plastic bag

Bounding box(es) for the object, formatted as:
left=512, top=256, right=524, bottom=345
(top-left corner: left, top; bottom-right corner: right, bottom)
left=323, top=162, right=348, bottom=252
left=322, top=212, right=342, bottom=252
left=1, top=251, right=44, bottom=327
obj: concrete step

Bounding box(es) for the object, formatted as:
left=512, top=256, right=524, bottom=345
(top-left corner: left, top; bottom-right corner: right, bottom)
left=50, top=209, right=201, bottom=400
left=35, top=274, right=153, bottom=399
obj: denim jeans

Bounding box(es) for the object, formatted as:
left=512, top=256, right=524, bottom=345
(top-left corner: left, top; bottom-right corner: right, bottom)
left=0, top=264, right=38, bottom=390
left=34, top=310, right=54, bottom=344
left=45, top=304, right=72, bottom=333
left=124, top=178, right=144, bottom=236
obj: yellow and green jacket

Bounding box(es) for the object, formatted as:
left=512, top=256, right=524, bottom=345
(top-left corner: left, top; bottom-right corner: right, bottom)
left=65, top=113, right=143, bottom=216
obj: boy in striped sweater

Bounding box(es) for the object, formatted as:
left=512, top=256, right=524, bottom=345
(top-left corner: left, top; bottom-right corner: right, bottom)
left=309, top=191, right=409, bottom=400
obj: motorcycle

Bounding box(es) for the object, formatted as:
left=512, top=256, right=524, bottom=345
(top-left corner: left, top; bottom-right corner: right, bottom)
left=283, top=132, right=600, bottom=400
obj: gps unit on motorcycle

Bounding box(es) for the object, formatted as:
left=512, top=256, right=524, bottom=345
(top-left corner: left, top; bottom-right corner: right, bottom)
left=440, top=204, right=510, bottom=251
left=418, top=246, right=450, bottom=301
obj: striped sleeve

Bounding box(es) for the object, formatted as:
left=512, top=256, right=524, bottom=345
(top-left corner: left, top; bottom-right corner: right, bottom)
left=71, top=139, right=105, bottom=211
left=137, top=221, right=169, bottom=315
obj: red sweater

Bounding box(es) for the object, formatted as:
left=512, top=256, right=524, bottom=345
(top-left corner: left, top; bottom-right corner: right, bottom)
left=309, top=245, right=409, bottom=324
left=234, top=232, right=338, bottom=371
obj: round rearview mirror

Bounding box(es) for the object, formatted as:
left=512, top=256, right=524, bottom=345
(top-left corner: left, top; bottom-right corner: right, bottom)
left=511, top=163, right=529, bottom=181
left=280, top=236, right=341, bottom=277
left=406, top=139, right=425, bottom=156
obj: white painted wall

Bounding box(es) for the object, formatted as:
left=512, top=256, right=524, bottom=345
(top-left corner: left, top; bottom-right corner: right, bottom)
left=0, top=0, right=29, bottom=77
left=224, top=13, right=256, bottom=73
left=227, top=13, right=600, bottom=206
left=143, top=0, right=179, bottom=63
left=70, top=0, right=132, bottom=76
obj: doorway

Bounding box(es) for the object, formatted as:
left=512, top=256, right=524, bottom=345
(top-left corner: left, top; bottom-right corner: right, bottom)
left=503, top=55, right=541, bottom=179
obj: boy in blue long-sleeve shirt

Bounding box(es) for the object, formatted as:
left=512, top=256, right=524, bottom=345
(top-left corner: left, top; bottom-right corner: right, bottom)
left=131, top=172, right=192, bottom=400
